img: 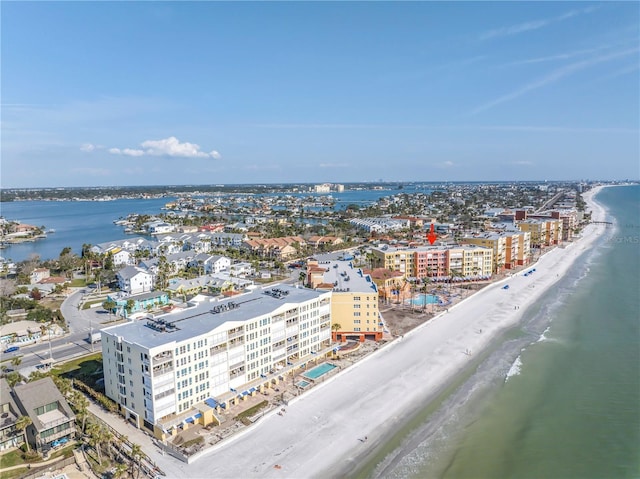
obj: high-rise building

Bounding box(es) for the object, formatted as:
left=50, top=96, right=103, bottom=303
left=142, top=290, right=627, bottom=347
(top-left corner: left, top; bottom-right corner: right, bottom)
left=101, top=284, right=332, bottom=439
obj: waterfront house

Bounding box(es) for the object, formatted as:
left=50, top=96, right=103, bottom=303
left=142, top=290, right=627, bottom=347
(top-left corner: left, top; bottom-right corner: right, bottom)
left=146, top=221, right=175, bottom=235
left=117, top=266, right=153, bottom=295
left=109, top=248, right=134, bottom=266
left=12, top=377, right=76, bottom=455
left=30, top=268, right=50, bottom=285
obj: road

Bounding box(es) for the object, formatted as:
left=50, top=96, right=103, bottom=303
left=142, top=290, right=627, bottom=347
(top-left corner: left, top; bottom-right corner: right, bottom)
left=2, top=288, right=124, bottom=371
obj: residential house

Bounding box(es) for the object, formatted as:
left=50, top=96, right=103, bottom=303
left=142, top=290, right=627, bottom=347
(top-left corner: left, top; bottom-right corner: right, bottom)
left=117, top=266, right=153, bottom=295
left=0, top=379, right=23, bottom=451
left=30, top=268, right=50, bottom=285
left=146, top=221, right=175, bottom=235
left=188, top=254, right=231, bottom=275
left=106, top=290, right=171, bottom=317
left=242, top=236, right=306, bottom=260
left=307, top=236, right=344, bottom=249
left=12, top=377, right=76, bottom=454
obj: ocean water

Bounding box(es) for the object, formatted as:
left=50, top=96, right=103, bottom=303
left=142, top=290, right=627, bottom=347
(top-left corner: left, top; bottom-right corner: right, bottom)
left=362, top=185, right=640, bottom=479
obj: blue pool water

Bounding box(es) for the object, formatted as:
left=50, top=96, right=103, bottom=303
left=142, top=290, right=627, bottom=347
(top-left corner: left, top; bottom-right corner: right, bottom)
left=296, top=380, right=311, bottom=388
left=303, top=362, right=337, bottom=380
left=410, top=294, right=440, bottom=306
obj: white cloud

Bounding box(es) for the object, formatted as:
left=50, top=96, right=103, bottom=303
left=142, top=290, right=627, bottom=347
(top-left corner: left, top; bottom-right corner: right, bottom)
left=122, top=148, right=145, bottom=157
left=319, top=163, right=349, bottom=168
left=80, top=143, right=96, bottom=152
left=468, top=47, right=639, bottom=116
left=480, top=6, right=599, bottom=40
left=436, top=160, right=455, bottom=168
left=510, top=160, right=534, bottom=166
left=107, top=136, right=221, bottom=159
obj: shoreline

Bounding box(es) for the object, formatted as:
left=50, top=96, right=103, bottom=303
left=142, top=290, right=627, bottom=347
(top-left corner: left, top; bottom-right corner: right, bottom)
left=148, top=186, right=611, bottom=479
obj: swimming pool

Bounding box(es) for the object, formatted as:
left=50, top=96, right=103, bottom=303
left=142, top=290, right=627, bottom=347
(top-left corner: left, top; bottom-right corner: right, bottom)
left=303, top=362, right=337, bottom=380
left=409, top=294, right=440, bottom=306
left=296, top=380, right=311, bottom=389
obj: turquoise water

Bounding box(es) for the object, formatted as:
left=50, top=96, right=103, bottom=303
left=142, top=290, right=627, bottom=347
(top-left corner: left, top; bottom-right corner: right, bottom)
left=409, top=294, right=440, bottom=306
left=304, top=362, right=337, bottom=380
left=296, top=380, right=311, bottom=389
left=363, top=185, right=640, bottom=479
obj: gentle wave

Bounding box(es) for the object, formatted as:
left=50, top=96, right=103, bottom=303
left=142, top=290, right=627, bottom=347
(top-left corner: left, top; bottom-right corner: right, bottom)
left=505, top=355, right=523, bottom=382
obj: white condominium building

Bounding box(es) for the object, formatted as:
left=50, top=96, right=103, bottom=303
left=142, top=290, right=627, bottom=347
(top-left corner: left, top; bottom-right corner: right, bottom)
left=101, top=284, right=332, bottom=437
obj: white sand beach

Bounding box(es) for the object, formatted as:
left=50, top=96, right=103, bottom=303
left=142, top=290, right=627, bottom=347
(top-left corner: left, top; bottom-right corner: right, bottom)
left=152, top=186, right=610, bottom=479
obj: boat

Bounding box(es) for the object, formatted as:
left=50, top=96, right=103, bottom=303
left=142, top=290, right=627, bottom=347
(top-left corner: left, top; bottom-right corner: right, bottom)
left=46, top=229, right=56, bottom=233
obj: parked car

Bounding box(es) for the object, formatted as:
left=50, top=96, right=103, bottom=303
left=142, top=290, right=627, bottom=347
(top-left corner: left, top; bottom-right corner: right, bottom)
left=502, top=285, right=510, bottom=290
left=3, top=346, right=19, bottom=353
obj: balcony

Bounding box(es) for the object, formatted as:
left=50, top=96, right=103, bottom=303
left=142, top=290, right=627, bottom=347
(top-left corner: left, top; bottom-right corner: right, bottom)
left=152, top=365, right=174, bottom=377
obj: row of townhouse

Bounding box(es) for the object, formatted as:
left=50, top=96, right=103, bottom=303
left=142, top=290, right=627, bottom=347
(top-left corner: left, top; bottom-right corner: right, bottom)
left=91, top=233, right=246, bottom=266
left=0, top=377, right=76, bottom=455
left=370, top=244, right=494, bottom=280
left=116, top=253, right=236, bottom=294
left=349, top=217, right=410, bottom=234
left=139, top=252, right=231, bottom=277
left=305, top=255, right=382, bottom=342
left=241, top=236, right=306, bottom=260
left=101, top=283, right=332, bottom=440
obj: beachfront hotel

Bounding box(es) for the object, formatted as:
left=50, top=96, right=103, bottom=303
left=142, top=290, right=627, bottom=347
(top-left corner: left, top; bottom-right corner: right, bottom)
left=516, top=218, right=563, bottom=247
left=101, top=284, right=332, bottom=439
left=306, top=255, right=382, bottom=341
left=369, top=244, right=493, bottom=281
left=461, top=230, right=531, bottom=272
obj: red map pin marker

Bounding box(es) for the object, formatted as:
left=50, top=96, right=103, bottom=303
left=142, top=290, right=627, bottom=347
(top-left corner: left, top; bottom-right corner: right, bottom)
left=427, top=223, right=437, bottom=245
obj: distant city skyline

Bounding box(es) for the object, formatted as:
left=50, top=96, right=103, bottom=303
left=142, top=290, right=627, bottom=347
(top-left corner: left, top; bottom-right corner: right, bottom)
left=2, top=1, right=638, bottom=188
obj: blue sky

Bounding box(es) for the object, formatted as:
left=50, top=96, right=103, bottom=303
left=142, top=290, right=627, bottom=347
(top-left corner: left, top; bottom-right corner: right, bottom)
left=2, top=1, right=638, bottom=187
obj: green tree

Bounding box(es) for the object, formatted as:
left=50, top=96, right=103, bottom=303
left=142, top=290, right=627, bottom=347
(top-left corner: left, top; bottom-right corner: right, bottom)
left=103, top=298, right=117, bottom=317
left=125, top=299, right=136, bottom=316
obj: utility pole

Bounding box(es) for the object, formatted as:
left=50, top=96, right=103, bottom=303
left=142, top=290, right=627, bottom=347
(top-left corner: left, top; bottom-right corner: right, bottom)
left=48, top=327, right=53, bottom=361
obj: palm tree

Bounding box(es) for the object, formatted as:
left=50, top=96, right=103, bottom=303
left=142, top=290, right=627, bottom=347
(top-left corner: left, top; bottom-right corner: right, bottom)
left=130, top=443, right=143, bottom=479
left=15, top=415, right=32, bottom=452
left=113, top=463, right=128, bottom=479
left=72, top=392, right=89, bottom=434
left=11, top=356, right=21, bottom=368
left=331, top=323, right=342, bottom=341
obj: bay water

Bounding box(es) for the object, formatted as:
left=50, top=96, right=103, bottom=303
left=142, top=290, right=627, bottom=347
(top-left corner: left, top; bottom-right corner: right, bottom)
left=0, top=185, right=428, bottom=263
left=362, top=185, right=639, bottom=479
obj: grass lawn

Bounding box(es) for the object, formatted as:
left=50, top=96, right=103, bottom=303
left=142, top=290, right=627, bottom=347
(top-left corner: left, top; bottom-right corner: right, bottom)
left=0, top=466, right=29, bottom=478
left=82, top=300, right=104, bottom=310
left=0, top=449, right=24, bottom=468
left=70, top=279, right=87, bottom=287
left=53, top=353, right=102, bottom=377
